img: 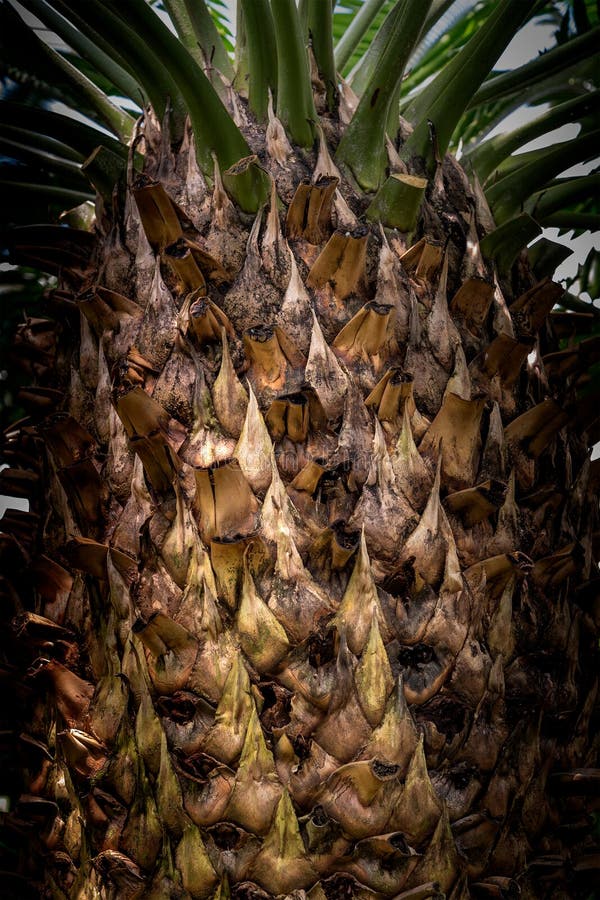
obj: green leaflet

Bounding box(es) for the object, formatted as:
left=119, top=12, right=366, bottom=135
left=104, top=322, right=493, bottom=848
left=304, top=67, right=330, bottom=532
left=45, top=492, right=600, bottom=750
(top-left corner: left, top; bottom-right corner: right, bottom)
left=486, top=128, right=600, bottom=223
left=466, top=90, right=600, bottom=183
left=17, top=0, right=144, bottom=103
left=0, top=2, right=134, bottom=140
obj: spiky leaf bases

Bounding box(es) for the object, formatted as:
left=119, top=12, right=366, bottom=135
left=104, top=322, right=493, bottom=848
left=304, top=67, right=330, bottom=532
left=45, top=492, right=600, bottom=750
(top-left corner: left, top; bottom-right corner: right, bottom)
left=0, top=1, right=599, bottom=898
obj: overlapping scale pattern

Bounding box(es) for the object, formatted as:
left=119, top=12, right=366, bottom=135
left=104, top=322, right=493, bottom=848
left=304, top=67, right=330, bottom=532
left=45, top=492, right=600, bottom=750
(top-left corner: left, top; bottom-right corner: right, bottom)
left=2, top=107, right=599, bottom=899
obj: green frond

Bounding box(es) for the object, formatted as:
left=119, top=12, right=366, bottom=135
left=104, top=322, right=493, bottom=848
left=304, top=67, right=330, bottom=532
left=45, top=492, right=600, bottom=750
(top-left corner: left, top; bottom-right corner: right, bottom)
left=0, top=1, right=135, bottom=140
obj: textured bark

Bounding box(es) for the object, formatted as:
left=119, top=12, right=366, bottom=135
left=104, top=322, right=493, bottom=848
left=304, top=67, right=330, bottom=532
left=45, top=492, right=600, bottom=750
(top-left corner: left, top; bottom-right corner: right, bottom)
left=2, top=94, right=599, bottom=900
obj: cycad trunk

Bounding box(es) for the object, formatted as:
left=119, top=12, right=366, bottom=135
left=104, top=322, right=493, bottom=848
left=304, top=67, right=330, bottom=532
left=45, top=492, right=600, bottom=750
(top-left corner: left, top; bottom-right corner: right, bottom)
left=3, top=85, right=599, bottom=900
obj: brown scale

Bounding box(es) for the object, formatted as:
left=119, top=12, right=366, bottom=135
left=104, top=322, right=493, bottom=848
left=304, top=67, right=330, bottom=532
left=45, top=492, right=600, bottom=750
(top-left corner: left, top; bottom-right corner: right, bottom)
left=184, top=289, right=235, bottom=347
left=243, top=322, right=306, bottom=398
left=266, top=388, right=336, bottom=481
left=12, top=315, right=58, bottom=381
left=306, top=228, right=371, bottom=347
left=132, top=173, right=183, bottom=251
left=286, top=175, right=339, bottom=245
left=37, top=414, right=108, bottom=538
